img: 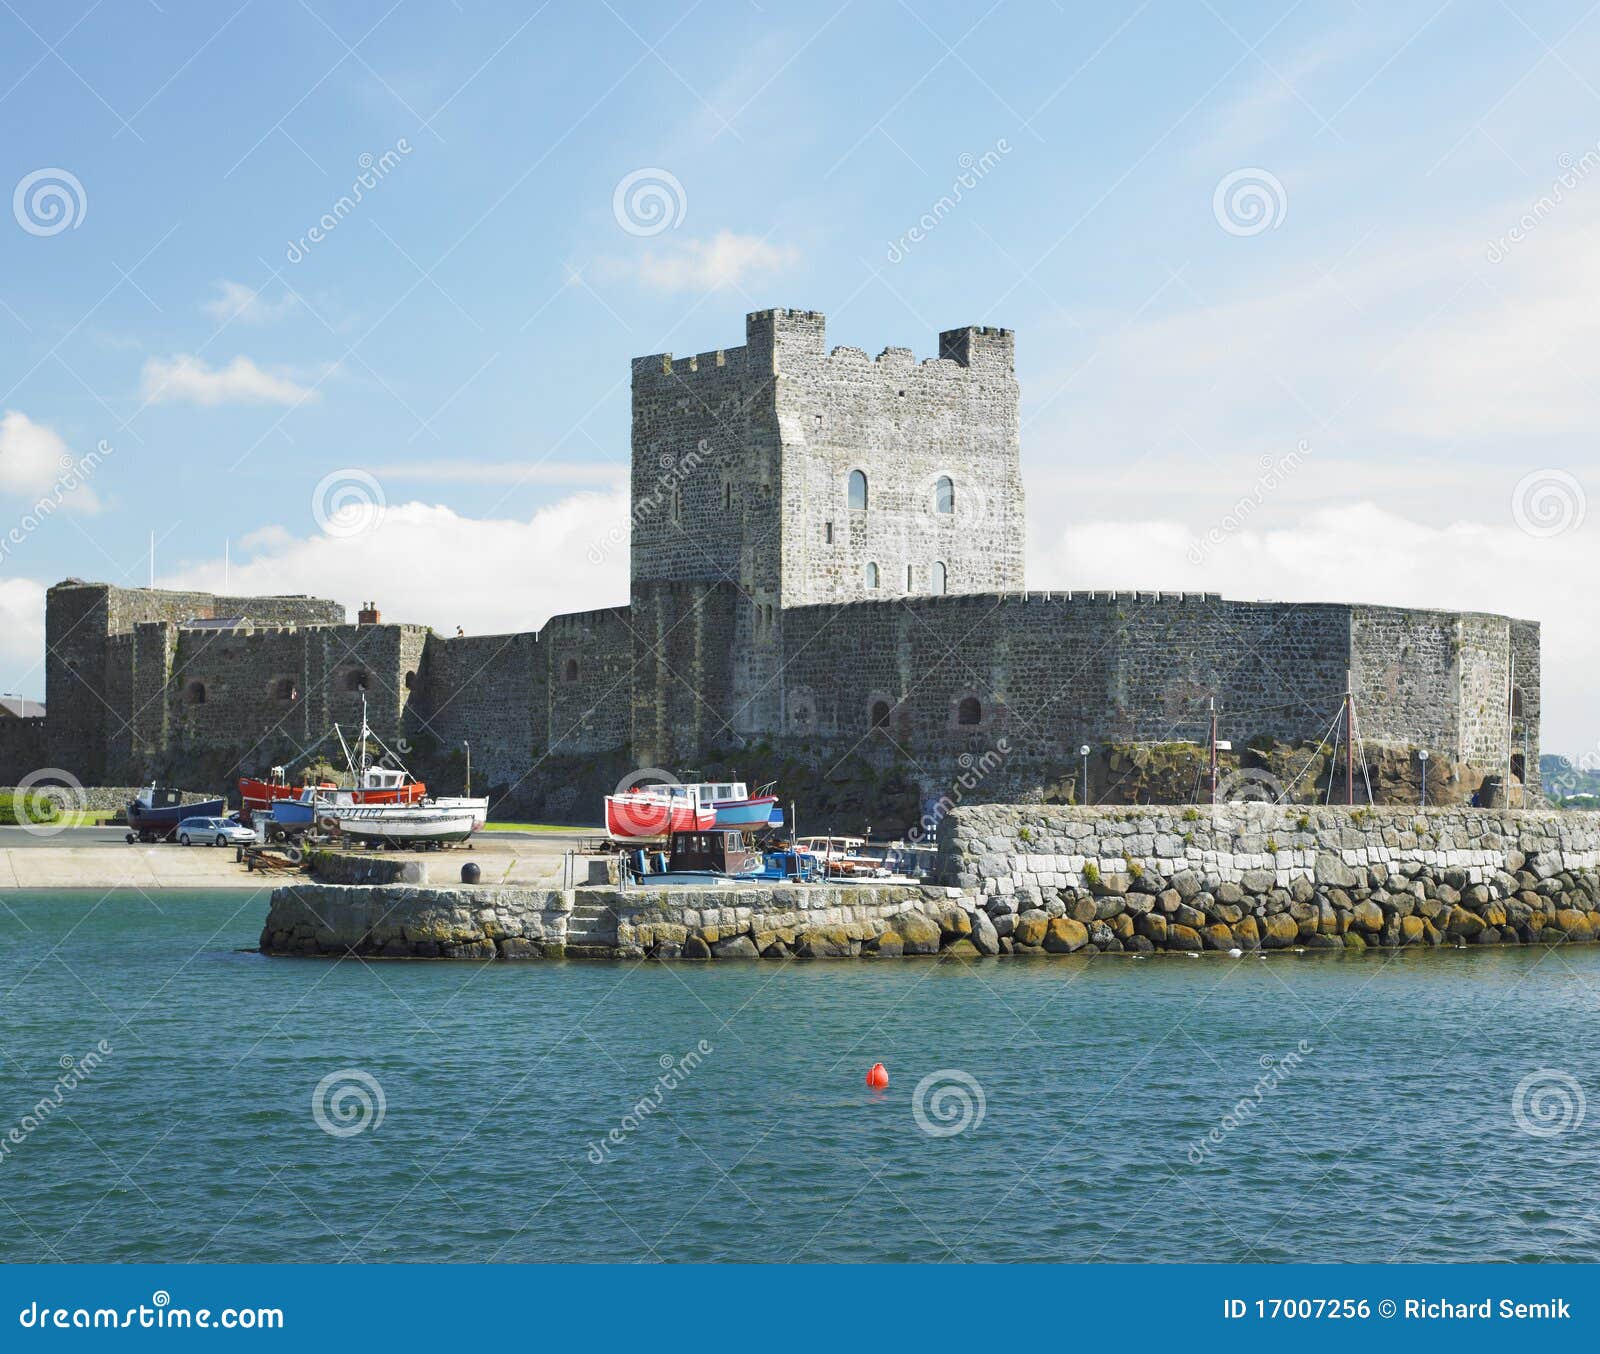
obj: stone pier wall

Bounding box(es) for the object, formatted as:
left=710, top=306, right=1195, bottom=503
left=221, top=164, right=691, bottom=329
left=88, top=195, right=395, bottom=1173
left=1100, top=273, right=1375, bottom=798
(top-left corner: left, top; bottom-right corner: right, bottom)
left=260, top=880, right=976, bottom=960
left=939, top=805, right=1600, bottom=952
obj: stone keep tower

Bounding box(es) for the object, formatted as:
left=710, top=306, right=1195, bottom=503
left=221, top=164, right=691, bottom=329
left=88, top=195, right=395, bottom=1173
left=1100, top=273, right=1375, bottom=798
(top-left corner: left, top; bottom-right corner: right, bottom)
left=630, top=308, right=1027, bottom=600
left=628, top=308, right=1025, bottom=764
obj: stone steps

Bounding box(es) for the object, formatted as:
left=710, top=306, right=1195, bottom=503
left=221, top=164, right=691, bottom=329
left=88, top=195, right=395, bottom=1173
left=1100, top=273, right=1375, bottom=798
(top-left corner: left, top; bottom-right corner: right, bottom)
left=566, top=900, right=619, bottom=945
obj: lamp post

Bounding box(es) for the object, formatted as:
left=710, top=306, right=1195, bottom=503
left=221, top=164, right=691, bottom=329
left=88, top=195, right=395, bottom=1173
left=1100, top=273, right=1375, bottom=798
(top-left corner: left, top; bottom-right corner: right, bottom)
left=1080, top=744, right=1091, bottom=806
left=1418, top=749, right=1429, bottom=808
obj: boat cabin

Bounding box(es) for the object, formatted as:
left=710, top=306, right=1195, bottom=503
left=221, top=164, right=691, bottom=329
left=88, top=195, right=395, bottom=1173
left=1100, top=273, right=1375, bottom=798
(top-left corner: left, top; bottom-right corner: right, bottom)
left=667, top=829, right=760, bottom=875
left=687, top=781, right=748, bottom=807
left=626, top=828, right=766, bottom=884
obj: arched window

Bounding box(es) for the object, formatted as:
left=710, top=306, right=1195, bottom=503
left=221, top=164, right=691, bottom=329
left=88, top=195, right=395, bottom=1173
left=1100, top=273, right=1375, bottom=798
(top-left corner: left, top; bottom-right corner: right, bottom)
left=271, top=677, right=298, bottom=703
left=865, top=561, right=880, bottom=590
left=935, top=475, right=954, bottom=514
left=403, top=670, right=416, bottom=690
left=932, top=561, right=947, bottom=594
left=871, top=700, right=891, bottom=728
left=847, top=469, right=868, bottom=511
left=563, top=658, right=579, bottom=683
left=343, top=668, right=369, bottom=693
left=723, top=481, right=732, bottom=509
left=183, top=680, right=207, bottom=706
left=1511, top=687, right=1525, bottom=718
left=905, top=564, right=914, bottom=591
left=957, top=695, right=982, bottom=726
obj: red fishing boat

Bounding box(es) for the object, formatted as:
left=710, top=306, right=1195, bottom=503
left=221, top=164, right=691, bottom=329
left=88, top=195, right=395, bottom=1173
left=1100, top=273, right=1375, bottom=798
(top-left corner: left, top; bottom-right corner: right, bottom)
left=238, top=762, right=425, bottom=824
left=605, top=786, right=715, bottom=841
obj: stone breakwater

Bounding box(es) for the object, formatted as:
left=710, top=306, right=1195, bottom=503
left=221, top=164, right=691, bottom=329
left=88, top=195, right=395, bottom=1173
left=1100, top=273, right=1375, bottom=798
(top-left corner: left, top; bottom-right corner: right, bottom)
left=259, top=881, right=976, bottom=959
left=258, top=807, right=1600, bottom=960
left=939, top=805, right=1600, bottom=952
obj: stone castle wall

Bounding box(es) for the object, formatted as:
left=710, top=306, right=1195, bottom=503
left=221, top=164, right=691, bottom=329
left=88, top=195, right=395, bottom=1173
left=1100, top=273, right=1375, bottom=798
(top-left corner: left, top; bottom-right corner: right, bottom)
left=46, top=581, right=345, bottom=782
left=0, top=717, right=47, bottom=784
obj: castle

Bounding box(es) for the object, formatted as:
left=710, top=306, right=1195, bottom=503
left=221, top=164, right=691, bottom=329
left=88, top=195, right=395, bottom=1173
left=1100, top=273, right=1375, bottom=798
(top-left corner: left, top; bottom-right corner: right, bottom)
left=11, top=308, right=1542, bottom=818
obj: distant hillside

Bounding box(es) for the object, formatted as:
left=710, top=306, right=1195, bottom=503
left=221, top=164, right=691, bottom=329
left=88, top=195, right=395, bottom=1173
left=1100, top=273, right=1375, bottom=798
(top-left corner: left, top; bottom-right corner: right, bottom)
left=1542, top=754, right=1600, bottom=805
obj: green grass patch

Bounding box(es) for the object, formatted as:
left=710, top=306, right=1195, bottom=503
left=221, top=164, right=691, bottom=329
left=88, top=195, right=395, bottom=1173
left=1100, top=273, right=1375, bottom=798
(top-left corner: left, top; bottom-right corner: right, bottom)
left=482, top=821, right=592, bottom=834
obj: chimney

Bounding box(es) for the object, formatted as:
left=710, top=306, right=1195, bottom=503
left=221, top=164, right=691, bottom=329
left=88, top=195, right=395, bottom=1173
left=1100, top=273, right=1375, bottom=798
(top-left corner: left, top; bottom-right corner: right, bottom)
left=357, top=601, right=380, bottom=626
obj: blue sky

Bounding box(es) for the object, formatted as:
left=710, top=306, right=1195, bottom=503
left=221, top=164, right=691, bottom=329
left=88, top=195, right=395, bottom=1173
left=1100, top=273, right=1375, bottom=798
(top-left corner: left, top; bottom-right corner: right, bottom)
left=1, top=0, right=1596, bottom=752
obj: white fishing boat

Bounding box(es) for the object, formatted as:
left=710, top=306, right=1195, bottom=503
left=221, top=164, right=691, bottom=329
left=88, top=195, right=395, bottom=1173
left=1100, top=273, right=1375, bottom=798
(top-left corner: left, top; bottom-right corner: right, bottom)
left=316, top=802, right=479, bottom=846
left=309, top=696, right=483, bottom=845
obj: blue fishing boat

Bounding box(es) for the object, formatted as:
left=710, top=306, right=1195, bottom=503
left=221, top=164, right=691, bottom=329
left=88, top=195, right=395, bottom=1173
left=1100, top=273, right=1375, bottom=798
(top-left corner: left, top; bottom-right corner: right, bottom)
left=686, top=780, right=780, bottom=830
left=125, top=785, right=226, bottom=843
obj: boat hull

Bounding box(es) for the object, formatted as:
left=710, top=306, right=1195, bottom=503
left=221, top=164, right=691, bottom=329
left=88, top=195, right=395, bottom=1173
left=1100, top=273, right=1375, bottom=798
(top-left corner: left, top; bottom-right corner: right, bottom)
left=605, top=794, right=715, bottom=841
left=709, top=795, right=780, bottom=829
left=127, top=796, right=226, bottom=839
left=428, top=796, right=489, bottom=830
left=317, top=805, right=478, bottom=845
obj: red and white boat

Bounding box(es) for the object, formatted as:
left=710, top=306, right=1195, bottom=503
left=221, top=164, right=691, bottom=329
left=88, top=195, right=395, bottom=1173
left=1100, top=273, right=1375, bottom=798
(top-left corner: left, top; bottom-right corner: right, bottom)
left=238, top=764, right=425, bottom=825
left=605, top=786, right=715, bottom=841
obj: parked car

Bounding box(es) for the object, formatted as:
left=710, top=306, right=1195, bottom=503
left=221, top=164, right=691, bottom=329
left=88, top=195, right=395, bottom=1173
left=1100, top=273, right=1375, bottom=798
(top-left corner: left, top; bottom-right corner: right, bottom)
left=176, top=815, right=254, bottom=847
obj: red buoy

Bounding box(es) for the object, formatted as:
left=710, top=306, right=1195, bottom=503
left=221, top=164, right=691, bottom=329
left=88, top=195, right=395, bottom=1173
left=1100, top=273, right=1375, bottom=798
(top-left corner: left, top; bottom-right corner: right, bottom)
left=866, top=1062, right=888, bottom=1089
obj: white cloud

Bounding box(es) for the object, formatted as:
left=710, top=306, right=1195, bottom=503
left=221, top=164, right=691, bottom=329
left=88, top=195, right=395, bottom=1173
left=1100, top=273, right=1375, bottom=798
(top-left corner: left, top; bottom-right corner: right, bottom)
left=0, top=411, right=102, bottom=511
left=140, top=354, right=315, bottom=407
left=164, top=487, right=632, bottom=639
left=606, top=230, right=799, bottom=292
left=201, top=280, right=298, bottom=325
left=0, top=576, right=46, bottom=694
left=1028, top=501, right=1597, bottom=755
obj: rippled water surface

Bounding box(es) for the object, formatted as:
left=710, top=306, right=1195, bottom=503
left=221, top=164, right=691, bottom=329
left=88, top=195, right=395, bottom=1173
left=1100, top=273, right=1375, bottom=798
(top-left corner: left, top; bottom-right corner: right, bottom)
left=3, top=889, right=1598, bottom=1263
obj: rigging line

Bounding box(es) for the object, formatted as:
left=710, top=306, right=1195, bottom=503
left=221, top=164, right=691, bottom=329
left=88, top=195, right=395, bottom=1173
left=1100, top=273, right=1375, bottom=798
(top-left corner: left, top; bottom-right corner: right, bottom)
left=1277, top=704, right=1345, bottom=805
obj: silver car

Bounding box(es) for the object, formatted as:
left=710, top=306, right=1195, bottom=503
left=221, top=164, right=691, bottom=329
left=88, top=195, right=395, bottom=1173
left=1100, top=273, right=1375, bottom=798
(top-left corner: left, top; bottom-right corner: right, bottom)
left=176, top=815, right=254, bottom=847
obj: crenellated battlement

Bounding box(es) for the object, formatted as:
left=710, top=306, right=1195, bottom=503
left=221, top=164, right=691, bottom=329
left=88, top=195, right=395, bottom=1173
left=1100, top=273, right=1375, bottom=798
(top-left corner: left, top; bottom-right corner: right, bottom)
left=632, top=311, right=1018, bottom=385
